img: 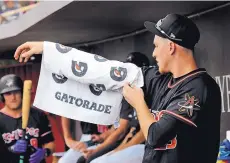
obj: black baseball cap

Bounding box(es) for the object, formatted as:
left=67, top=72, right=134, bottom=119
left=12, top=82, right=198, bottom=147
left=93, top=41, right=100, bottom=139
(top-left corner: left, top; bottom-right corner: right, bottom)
left=144, top=14, right=200, bottom=50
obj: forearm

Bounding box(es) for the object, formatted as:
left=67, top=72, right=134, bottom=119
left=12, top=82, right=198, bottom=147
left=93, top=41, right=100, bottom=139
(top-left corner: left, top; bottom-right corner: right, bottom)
left=95, top=127, right=127, bottom=152
left=135, top=101, right=156, bottom=140
left=61, top=117, right=72, bottom=140
left=100, top=127, right=115, bottom=141
left=125, top=130, right=145, bottom=147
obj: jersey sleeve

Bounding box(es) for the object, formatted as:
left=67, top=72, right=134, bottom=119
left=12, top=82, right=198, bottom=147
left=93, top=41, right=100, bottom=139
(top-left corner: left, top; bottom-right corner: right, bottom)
left=119, top=98, right=133, bottom=121
left=163, top=79, right=207, bottom=127
left=147, top=113, right=178, bottom=148
left=38, top=111, right=54, bottom=145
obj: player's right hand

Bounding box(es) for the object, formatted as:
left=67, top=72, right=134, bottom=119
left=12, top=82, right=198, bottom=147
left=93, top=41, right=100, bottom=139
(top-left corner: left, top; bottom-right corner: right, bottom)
left=9, top=139, right=28, bottom=154
left=91, top=134, right=103, bottom=143
left=65, top=137, right=78, bottom=149
left=14, top=41, right=44, bottom=63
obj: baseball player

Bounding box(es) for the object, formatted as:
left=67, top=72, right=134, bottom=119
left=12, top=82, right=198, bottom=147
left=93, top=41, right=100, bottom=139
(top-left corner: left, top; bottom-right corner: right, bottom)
left=122, top=14, right=221, bottom=163
left=0, top=74, right=55, bottom=163
left=13, top=13, right=221, bottom=163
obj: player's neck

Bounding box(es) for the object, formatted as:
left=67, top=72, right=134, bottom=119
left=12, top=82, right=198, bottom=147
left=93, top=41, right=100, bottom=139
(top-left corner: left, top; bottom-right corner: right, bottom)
left=171, top=56, right=198, bottom=78
left=1, top=106, right=22, bottom=118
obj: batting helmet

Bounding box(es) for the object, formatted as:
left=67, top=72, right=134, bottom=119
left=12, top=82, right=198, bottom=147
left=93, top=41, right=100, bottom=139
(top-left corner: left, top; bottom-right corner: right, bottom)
left=0, top=74, right=23, bottom=95
left=125, top=52, right=150, bottom=67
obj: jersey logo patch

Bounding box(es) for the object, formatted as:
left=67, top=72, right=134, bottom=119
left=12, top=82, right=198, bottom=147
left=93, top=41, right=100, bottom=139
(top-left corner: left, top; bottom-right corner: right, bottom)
left=178, top=93, right=200, bottom=117
left=2, top=128, right=39, bottom=144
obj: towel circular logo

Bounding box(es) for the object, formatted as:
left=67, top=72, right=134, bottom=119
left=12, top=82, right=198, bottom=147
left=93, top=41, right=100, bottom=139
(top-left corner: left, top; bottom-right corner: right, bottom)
left=56, top=43, right=72, bottom=53
left=52, top=73, right=68, bottom=84
left=71, top=61, right=88, bottom=77
left=94, top=55, right=108, bottom=62
left=89, top=84, right=106, bottom=96
left=110, top=67, right=127, bottom=81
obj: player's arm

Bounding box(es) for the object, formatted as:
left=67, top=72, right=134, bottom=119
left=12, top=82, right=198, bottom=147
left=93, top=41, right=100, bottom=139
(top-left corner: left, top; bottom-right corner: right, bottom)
left=61, top=117, right=77, bottom=145
left=61, top=117, right=89, bottom=151
left=43, top=141, right=55, bottom=156
left=93, top=98, right=132, bottom=152
left=28, top=110, right=55, bottom=163
left=93, top=118, right=129, bottom=153
left=114, top=129, right=145, bottom=152
left=91, top=126, right=115, bottom=143
left=38, top=111, right=55, bottom=155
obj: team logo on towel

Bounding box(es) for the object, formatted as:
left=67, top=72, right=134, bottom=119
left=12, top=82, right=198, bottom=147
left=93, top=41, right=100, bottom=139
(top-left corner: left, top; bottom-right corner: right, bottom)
left=52, top=73, right=68, bottom=84
left=71, top=61, right=88, bottom=77
left=89, top=84, right=106, bottom=96
left=56, top=43, right=72, bottom=53
left=110, top=67, right=127, bottom=81
left=94, top=55, right=108, bottom=62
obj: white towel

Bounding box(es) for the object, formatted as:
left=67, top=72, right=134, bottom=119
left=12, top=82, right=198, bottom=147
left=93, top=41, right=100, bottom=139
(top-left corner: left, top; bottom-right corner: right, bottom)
left=33, top=41, right=144, bottom=125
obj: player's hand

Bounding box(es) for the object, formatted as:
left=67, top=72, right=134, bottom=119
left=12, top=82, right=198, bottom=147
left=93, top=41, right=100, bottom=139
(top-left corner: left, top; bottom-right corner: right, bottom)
left=14, top=41, right=44, bottom=63
left=91, top=134, right=103, bottom=143
left=73, top=142, right=88, bottom=152
left=65, top=137, right=78, bottom=149
left=9, top=139, right=28, bottom=154
left=29, top=148, right=46, bottom=163
left=82, top=149, right=95, bottom=159
left=122, top=83, right=145, bottom=110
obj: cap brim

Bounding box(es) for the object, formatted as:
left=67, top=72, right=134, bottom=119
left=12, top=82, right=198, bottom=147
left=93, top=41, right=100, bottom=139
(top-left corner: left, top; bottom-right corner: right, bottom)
left=144, top=21, right=166, bottom=39
left=1, top=87, right=21, bottom=94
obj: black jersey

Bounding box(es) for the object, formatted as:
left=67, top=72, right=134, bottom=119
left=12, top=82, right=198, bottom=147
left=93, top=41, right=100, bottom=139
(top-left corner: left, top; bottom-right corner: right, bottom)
left=142, top=66, right=221, bottom=163
left=0, top=108, right=54, bottom=163
left=120, top=98, right=133, bottom=122
left=120, top=98, right=143, bottom=144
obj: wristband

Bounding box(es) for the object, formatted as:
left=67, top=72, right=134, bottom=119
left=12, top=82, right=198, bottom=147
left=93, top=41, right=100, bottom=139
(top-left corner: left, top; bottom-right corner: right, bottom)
left=45, top=148, right=51, bottom=157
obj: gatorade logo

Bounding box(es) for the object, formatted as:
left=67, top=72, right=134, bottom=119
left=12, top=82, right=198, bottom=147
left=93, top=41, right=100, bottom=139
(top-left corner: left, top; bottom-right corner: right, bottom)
left=89, top=84, right=106, bottom=96
left=52, top=73, right=68, bottom=84
left=110, top=67, right=127, bottom=81
left=71, top=61, right=88, bottom=77
left=56, top=43, right=72, bottom=53
left=94, top=55, right=108, bottom=62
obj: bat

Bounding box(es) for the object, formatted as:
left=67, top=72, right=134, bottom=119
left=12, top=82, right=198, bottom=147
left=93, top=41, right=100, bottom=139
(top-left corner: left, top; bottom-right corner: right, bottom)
left=19, top=80, right=32, bottom=163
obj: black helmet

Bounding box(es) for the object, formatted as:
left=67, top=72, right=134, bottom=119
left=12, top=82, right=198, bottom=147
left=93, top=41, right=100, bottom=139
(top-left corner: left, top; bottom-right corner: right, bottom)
left=125, top=52, right=150, bottom=67
left=0, top=74, right=23, bottom=95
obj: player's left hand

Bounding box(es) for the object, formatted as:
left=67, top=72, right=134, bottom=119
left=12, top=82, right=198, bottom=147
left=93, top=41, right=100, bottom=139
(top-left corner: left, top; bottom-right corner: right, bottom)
left=122, top=83, right=145, bottom=110
left=29, top=148, right=46, bottom=163
left=82, top=149, right=95, bottom=159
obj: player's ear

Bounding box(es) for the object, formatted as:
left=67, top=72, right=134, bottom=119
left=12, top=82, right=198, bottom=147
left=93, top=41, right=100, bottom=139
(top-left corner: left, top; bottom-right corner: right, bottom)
left=168, top=40, right=176, bottom=55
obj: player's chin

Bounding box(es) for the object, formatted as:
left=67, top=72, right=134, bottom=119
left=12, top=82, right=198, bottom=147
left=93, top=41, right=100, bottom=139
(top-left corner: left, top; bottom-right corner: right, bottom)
left=9, top=103, right=21, bottom=110
left=158, top=67, right=167, bottom=74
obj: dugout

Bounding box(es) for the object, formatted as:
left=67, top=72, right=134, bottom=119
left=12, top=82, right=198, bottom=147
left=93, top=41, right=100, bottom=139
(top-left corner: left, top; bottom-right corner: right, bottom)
left=1, top=1, right=230, bottom=162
